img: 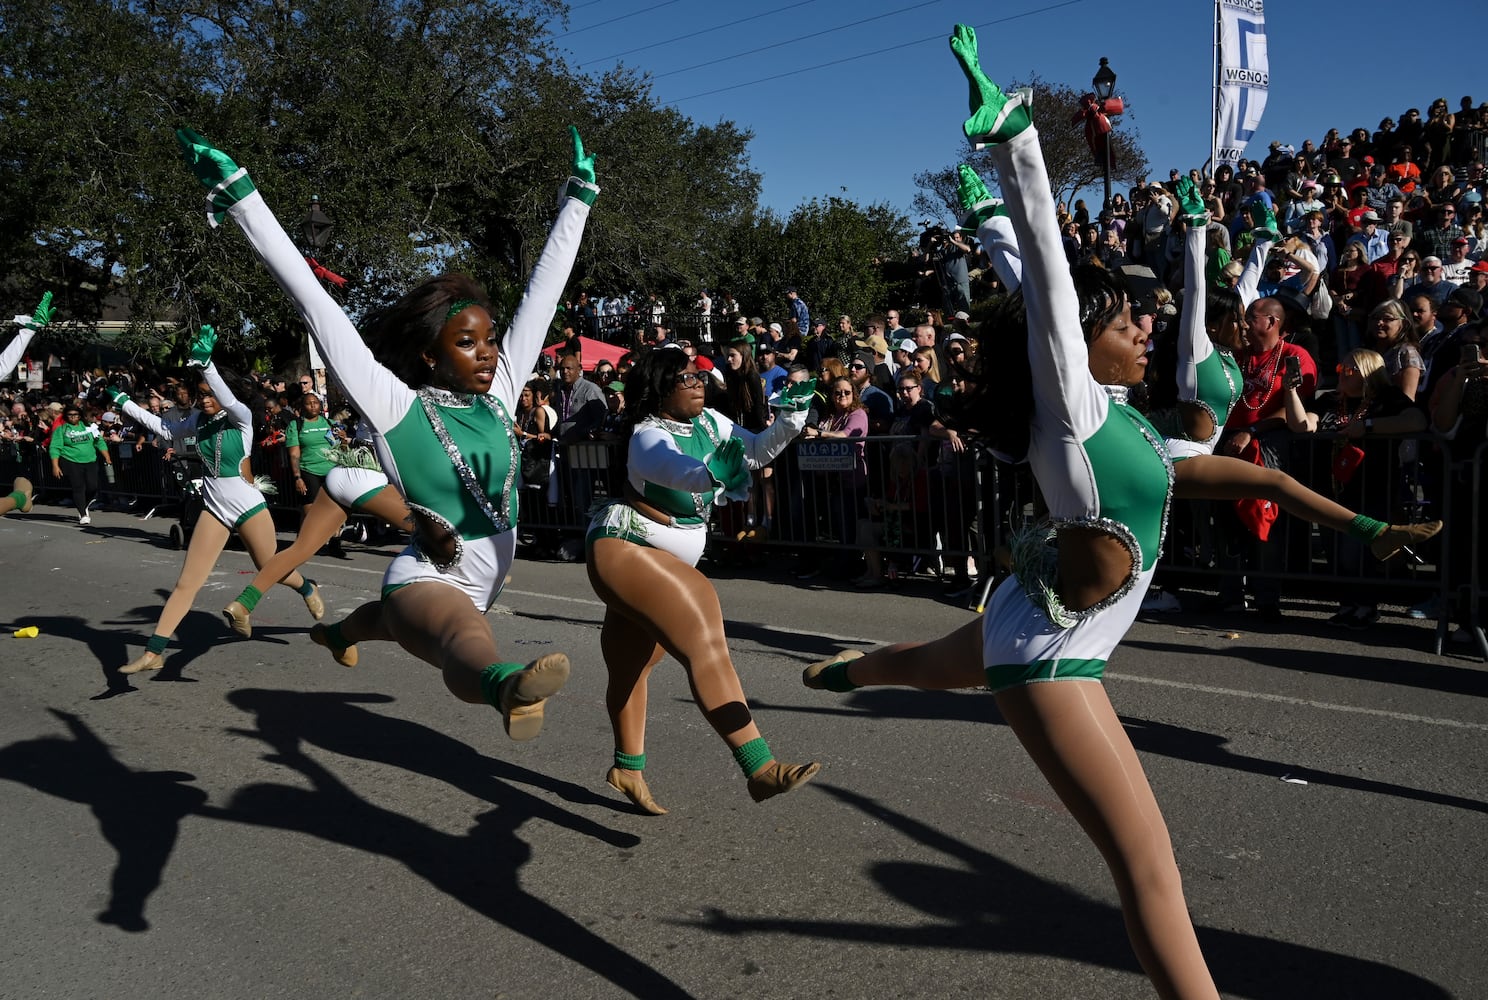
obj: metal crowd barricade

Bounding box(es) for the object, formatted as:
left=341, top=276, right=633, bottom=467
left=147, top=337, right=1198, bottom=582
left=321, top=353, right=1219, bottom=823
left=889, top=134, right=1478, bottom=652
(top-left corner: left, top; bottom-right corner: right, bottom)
left=1450, top=442, right=1488, bottom=658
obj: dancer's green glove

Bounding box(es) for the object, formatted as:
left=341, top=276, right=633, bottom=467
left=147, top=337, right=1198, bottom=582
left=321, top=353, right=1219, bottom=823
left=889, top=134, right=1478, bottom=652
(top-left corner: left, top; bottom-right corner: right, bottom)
left=176, top=127, right=257, bottom=228
left=705, top=437, right=751, bottom=498
left=25, top=291, right=55, bottom=330
left=1247, top=199, right=1280, bottom=242
left=949, top=24, right=1032, bottom=148
left=773, top=378, right=817, bottom=413
left=186, top=324, right=217, bottom=368
left=563, top=126, right=600, bottom=206
left=1175, top=176, right=1207, bottom=226
left=105, top=387, right=130, bottom=407
left=955, top=164, right=1006, bottom=232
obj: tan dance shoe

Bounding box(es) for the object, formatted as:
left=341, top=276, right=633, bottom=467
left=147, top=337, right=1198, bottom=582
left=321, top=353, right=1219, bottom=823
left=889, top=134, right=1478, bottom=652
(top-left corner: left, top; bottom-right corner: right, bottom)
left=497, top=653, right=571, bottom=741
left=301, top=581, right=325, bottom=620
left=222, top=601, right=252, bottom=638
left=309, top=623, right=358, bottom=667
left=605, top=767, right=669, bottom=815
left=747, top=760, right=821, bottom=803
left=802, top=648, right=864, bottom=690
left=12, top=476, right=34, bottom=513
left=1371, top=520, right=1443, bottom=562
left=120, top=651, right=164, bottom=675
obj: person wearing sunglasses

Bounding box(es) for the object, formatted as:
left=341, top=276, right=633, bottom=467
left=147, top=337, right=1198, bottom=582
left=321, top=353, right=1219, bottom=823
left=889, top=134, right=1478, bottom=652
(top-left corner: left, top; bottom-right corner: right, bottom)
left=585, top=347, right=817, bottom=814
left=49, top=399, right=112, bottom=526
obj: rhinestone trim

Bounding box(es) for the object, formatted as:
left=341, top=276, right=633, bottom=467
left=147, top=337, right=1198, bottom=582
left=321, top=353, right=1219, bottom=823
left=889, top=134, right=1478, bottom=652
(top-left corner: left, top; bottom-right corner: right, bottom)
left=415, top=385, right=520, bottom=543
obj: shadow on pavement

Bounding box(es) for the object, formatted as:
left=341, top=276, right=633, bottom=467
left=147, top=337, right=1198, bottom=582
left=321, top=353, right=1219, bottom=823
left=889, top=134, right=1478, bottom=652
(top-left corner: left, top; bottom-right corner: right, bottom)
left=203, top=689, right=692, bottom=999
left=691, top=783, right=1450, bottom=999
left=0, top=710, right=207, bottom=932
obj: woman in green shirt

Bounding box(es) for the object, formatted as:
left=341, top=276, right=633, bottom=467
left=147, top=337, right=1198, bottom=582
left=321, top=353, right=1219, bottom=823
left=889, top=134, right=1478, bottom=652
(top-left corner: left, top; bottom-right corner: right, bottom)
left=48, top=403, right=111, bottom=525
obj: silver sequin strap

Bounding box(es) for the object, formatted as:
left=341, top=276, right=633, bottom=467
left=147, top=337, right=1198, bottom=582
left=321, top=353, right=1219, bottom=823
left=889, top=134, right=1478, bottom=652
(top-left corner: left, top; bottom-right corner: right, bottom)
left=415, top=387, right=520, bottom=537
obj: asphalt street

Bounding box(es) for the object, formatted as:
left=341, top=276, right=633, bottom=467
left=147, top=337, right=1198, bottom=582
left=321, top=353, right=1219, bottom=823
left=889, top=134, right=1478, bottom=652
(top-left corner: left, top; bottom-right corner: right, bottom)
left=1, top=505, right=1484, bottom=999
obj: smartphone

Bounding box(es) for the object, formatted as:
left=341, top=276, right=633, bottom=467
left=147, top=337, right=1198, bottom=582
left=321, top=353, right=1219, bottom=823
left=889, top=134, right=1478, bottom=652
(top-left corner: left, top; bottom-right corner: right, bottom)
left=1283, top=355, right=1302, bottom=381
left=1461, top=343, right=1484, bottom=366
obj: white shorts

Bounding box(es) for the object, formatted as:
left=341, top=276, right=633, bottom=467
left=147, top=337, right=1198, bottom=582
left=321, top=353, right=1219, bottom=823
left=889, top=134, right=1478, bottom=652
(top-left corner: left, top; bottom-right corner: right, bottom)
left=381, top=529, right=516, bottom=613
left=585, top=501, right=708, bottom=567
left=981, top=566, right=1154, bottom=693
left=325, top=466, right=391, bottom=509
left=202, top=476, right=268, bottom=529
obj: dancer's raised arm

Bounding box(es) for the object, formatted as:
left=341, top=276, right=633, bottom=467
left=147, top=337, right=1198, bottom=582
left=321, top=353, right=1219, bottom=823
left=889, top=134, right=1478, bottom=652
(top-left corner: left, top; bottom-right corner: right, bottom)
left=175, top=128, right=411, bottom=432
left=0, top=292, right=54, bottom=378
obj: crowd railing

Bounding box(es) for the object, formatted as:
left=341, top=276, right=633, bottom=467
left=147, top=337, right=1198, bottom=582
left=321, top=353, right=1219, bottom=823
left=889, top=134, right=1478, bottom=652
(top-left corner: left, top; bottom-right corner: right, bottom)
left=3, top=429, right=1481, bottom=658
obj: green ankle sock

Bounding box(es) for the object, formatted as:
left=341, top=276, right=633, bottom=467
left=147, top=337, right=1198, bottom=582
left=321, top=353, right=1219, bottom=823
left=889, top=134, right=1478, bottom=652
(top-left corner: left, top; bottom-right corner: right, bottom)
left=1348, top=515, right=1387, bottom=542
left=236, top=585, right=263, bottom=611
left=146, top=633, right=170, bottom=655
left=819, top=660, right=860, bottom=692
left=732, top=737, right=773, bottom=778
left=479, top=662, right=526, bottom=709
left=296, top=578, right=317, bottom=597
left=323, top=621, right=349, bottom=650
left=614, top=749, right=646, bottom=771
left=6, top=490, right=24, bottom=508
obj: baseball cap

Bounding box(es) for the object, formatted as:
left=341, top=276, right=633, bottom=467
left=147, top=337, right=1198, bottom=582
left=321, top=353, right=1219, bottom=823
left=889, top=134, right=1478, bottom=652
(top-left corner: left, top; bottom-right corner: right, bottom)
left=748, top=316, right=764, bottom=327
left=945, top=332, right=969, bottom=343
left=864, top=334, right=890, bottom=357
left=1471, top=259, right=1488, bottom=274
left=1447, top=287, right=1482, bottom=312
left=895, top=338, right=916, bottom=354
left=953, top=311, right=970, bottom=321
left=758, top=341, right=776, bottom=354
left=769, top=322, right=783, bottom=333
left=1452, top=236, right=1470, bottom=246
left=734, top=316, right=747, bottom=326
left=1360, top=210, right=1381, bottom=223
left=101, top=411, right=118, bottom=423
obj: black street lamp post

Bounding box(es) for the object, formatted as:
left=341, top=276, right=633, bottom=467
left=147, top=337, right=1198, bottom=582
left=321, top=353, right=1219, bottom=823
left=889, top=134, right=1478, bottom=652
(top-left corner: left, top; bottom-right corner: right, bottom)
left=1092, top=58, right=1118, bottom=214
left=300, top=196, right=334, bottom=392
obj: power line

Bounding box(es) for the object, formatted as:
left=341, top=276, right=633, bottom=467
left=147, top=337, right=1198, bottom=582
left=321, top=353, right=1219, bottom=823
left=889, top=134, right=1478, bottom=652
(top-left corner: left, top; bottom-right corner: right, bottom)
left=554, top=0, right=685, bottom=39
left=663, top=0, right=1088, bottom=104
left=652, top=0, right=948, bottom=81
left=585, top=0, right=829, bottom=64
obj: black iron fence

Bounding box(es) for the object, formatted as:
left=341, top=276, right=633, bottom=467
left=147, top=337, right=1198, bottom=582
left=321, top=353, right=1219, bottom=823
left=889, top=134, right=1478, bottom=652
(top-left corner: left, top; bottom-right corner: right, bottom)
left=3, top=429, right=1483, bottom=657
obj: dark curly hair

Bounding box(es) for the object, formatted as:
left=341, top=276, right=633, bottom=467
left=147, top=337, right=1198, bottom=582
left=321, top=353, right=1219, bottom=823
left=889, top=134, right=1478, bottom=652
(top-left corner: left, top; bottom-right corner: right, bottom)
left=622, top=345, right=691, bottom=429
left=949, top=265, right=1130, bottom=460
left=360, top=274, right=492, bottom=389
left=1205, top=286, right=1245, bottom=351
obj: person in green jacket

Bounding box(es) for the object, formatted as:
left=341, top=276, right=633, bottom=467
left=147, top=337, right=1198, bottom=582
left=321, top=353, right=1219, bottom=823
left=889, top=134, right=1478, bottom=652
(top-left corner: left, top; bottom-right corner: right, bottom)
left=284, top=389, right=340, bottom=552
left=49, top=402, right=112, bottom=525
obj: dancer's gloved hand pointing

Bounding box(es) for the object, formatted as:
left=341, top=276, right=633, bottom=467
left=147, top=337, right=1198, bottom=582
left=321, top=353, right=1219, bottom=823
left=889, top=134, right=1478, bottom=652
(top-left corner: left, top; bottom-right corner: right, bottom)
left=706, top=437, right=751, bottom=502
left=186, top=324, right=218, bottom=368
left=949, top=24, right=1032, bottom=148
left=563, top=126, right=600, bottom=206
left=176, top=127, right=257, bottom=227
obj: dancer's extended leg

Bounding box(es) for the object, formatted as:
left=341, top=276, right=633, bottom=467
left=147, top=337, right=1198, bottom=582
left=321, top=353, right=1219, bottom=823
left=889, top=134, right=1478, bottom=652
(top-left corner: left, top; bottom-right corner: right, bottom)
left=597, top=603, right=668, bottom=814
left=0, top=476, right=33, bottom=516
left=123, top=514, right=232, bottom=673
left=225, top=490, right=343, bottom=635
left=805, top=617, right=985, bottom=691
left=996, top=682, right=1219, bottom=1000
left=382, top=582, right=569, bottom=740
left=587, top=537, right=817, bottom=801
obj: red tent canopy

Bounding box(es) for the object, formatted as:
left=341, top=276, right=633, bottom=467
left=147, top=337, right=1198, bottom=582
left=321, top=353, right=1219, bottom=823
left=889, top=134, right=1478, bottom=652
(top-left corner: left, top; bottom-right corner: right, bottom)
left=539, top=336, right=628, bottom=372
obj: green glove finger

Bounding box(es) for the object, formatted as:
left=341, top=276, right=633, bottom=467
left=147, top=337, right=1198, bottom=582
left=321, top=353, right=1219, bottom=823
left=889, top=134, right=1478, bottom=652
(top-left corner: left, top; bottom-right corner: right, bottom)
left=187, top=324, right=217, bottom=367
left=106, top=387, right=130, bottom=407
left=706, top=437, right=749, bottom=495
left=774, top=377, right=817, bottom=412
left=175, top=127, right=256, bottom=227
left=949, top=23, right=1031, bottom=147
left=955, top=164, right=1004, bottom=232
left=30, top=291, right=55, bottom=329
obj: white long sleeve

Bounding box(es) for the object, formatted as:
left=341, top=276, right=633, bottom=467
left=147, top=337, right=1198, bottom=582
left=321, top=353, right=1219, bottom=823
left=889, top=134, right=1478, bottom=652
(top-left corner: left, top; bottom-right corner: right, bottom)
left=0, top=327, right=36, bottom=380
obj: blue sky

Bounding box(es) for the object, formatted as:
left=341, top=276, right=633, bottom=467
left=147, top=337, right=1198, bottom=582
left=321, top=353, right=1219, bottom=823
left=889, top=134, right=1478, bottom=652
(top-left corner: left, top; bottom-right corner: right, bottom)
left=551, top=0, right=1480, bottom=223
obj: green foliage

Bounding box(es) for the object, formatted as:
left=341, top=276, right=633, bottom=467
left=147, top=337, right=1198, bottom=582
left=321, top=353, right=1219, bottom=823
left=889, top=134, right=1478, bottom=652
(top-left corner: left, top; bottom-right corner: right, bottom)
left=913, top=72, right=1151, bottom=223
left=0, top=0, right=761, bottom=370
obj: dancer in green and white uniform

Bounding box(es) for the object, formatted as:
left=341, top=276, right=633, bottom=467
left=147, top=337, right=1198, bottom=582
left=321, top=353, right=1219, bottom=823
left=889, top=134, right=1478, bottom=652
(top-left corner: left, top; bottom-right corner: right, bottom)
left=109, top=326, right=323, bottom=674
left=586, top=346, right=818, bottom=813
left=177, top=126, right=596, bottom=738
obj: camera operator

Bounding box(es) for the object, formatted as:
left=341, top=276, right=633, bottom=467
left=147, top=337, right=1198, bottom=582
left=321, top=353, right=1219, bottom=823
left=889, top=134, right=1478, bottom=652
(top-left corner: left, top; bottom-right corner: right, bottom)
left=918, top=224, right=974, bottom=315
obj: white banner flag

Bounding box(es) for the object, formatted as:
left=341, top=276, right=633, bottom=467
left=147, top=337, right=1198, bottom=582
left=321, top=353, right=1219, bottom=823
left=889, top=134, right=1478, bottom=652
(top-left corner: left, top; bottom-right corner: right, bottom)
left=1215, top=0, right=1269, bottom=168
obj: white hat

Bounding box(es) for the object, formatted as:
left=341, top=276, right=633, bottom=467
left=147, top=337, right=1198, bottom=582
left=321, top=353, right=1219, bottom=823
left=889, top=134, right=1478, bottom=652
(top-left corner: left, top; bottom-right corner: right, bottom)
left=769, top=322, right=783, bottom=333
left=895, top=338, right=916, bottom=354
left=945, top=332, right=969, bottom=343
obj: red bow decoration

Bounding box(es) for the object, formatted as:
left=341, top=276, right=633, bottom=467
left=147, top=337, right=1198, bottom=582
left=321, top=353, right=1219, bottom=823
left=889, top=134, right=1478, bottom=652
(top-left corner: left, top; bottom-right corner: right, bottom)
left=305, top=257, right=347, bottom=288
left=1071, top=94, right=1125, bottom=171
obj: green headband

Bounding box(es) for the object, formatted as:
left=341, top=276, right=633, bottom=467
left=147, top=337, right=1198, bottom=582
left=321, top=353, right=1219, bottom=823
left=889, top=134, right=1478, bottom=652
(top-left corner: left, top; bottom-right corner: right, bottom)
left=446, top=298, right=480, bottom=321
